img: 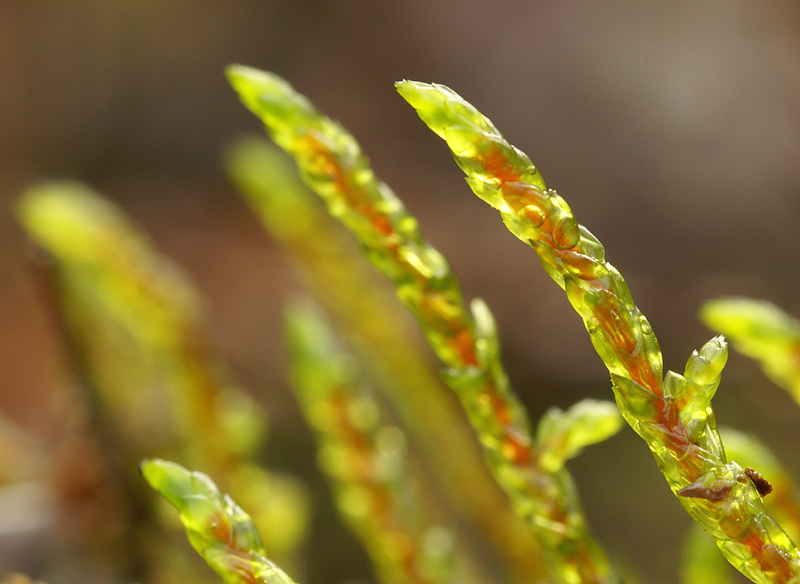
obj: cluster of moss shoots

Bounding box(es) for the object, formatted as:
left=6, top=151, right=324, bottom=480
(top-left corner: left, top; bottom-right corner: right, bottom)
left=10, top=66, right=800, bottom=584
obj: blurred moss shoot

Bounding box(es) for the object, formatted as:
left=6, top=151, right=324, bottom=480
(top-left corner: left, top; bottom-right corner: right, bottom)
left=8, top=66, right=800, bottom=584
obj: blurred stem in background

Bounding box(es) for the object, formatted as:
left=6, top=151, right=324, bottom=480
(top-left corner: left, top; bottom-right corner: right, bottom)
left=286, top=300, right=486, bottom=584
left=228, top=67, right=625, bottom=584
left=225, top=136, right=548, bottom=582
left=702, top=298, right=800, bottom=408
left=16, top=183, right=310, bottom=582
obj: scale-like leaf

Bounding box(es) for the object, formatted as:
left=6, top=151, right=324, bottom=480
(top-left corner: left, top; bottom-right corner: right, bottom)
left=141, top=459, right=296, bottom=584
left=225, top=137, right=544, bottom=581
left=398, top=79, right=800, bottom=584
left=228, top=66, right=623, bottom=584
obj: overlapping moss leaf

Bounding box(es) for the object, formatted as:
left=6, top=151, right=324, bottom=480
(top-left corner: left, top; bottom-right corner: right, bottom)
left=225, top=137, right=544, bottom=581
left=397, top=79, right=800, bottom=584
left=141, top=459, right=296, bottom=584
left=228, top=65, right=624, bottom=584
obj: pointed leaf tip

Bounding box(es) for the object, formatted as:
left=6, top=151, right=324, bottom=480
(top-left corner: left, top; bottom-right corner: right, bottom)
left=537, top=399, right=623, bottom=471
left=224, top=65, right=289, bottom=105
left=396, top=81, right=459, bottom=141
left=225, top=64, right=263, bottom=85
left=225, top=64, right=255, bottom=93
left=685, top=335, right=728, bottom=385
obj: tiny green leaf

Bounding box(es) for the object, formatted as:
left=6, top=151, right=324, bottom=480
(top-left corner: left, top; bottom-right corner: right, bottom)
left=701, top=298, right=800, bottom=406
left=536, top=400, right=623, bottom=472
left=141, top=459, right=296, bottom=584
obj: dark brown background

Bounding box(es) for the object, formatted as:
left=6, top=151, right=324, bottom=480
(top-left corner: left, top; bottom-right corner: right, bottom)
left=2, top=2, right=800, bottom=583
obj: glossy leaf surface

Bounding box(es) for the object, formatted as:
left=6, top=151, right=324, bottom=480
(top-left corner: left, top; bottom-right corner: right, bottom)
left=141, top=459, right=296, bottom=584
left=228, top=66, right=623, bottom=584
left=398, top=79, right=800, bottom=584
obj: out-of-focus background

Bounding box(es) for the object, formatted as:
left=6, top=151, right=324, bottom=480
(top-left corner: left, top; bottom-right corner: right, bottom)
left=2, top=2, right=800, bottom=583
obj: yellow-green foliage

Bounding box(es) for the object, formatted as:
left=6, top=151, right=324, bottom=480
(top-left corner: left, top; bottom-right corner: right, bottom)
left=680, top=524, right=734, bottom=584
left=12, top=67, right=800, bottom=584
left=228, top=65, right=626, bottom=584
left=397, top=79, right=800, bottom=584
left=141, top=459, right=297, bottom=584
left=225, top=137, right=546, bottom=582
left=722, top=428, right=800, bottom=546
left=16, top=182, right=310, bottom=578
left=285, top=301, right=456, bottom=584
left=18, top=182, right=262, bottom=465
left=702, top=298, right=800, bottom=406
